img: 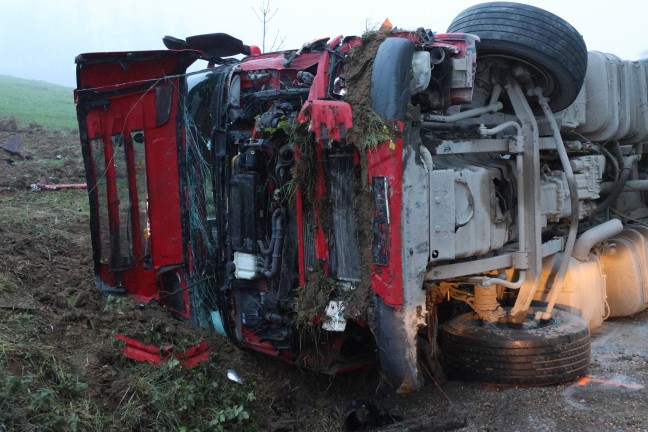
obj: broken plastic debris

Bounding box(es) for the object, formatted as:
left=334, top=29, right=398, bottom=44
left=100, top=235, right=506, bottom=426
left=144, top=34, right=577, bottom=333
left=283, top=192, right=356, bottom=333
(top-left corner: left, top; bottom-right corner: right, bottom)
left=227, top=369, right=243, bottom=384
left=577, top=375, right=644, bottom=390
left=344, top=399, right=381, bottom=431
left=114, top=334, right=209, bottom=368
left=30, top=177, right=87, bottom=191
left=0, top=135, right=29, bottom=160
left=379, top=18, right=393, bottom=33
left=322, top=300, right=347, bottom=332
left=344, top=399, right=405, bottom=431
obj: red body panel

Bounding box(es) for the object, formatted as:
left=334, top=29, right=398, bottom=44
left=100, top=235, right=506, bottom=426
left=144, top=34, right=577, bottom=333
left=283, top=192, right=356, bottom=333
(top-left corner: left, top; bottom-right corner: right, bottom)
left=114, top=333, right=209, bottom=368
left=77, top=51, right=197, bottom=311
left=367, top=130, right=404, bottom=307
left=238, top=52, right=320, bottom=72
left=293, top=42, right=405, bottom=307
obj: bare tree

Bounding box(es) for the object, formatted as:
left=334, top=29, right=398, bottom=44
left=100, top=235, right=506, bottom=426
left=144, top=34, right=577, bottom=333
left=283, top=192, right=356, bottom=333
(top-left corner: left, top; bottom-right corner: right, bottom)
left=253, top=0, right=285, bottom=52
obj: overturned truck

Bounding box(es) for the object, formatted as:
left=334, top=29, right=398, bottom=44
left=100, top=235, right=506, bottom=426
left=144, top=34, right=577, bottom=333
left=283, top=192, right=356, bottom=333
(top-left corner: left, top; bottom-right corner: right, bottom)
left=75, top=2, right=648, bottom=391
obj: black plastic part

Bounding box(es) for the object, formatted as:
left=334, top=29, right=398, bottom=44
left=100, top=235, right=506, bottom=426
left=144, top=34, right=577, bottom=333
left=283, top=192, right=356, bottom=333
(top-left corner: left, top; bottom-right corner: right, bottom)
left=97, top=286, right=126, bottom=296
left=276, top=212, right=299, bottom=303
left=447, top=1, right=587, bottom=112
left=229, top=173, right=260, bottom=252
left=239, top=148, right=264, bottom=171
left=323, top=150, right=361, bottom=281
left=78, top=122, right=103, bottom=284
left=185, top=33, right=249, bottom=58
left=441, top=309, right=590, bottom=385
left=158, top=268, right=186, bottom=313
left=372, top=177, right=389, bottom=266
left=162, top=35, right=189, bottom=50
left=247, top=88, right=311, bottom=102
left=155, top=82, right=174, bottom=126
left=374, top=299, right=418, bottom=388
left=232, top=283, right=262, bottom=329
left=344, top=399, right=380, bottom=431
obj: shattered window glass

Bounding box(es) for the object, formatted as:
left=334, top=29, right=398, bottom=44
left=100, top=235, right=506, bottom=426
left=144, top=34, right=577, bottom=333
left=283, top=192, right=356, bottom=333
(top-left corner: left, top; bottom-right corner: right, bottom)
left=130, top=130, right=151, bottom=268
left=90, top=137, right=111, bottom=265
left=112, top=133, right=134, bottom=269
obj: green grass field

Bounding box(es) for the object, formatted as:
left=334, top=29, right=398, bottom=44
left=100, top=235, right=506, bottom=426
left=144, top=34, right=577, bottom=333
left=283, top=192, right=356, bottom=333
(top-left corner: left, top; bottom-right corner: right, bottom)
left=0, top=75, right=77, bottom=130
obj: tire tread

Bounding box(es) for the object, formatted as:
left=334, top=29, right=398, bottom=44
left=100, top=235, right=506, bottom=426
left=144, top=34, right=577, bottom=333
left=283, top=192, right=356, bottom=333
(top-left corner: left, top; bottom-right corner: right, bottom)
left=447, top=1, right=587, bottom=112
left=440, top=310, right=590, bottom=385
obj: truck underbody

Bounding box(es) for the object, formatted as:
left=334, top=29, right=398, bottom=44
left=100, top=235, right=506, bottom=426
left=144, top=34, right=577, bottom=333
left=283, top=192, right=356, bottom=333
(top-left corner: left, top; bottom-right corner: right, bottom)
left=75, top=2, right=648, bottom=391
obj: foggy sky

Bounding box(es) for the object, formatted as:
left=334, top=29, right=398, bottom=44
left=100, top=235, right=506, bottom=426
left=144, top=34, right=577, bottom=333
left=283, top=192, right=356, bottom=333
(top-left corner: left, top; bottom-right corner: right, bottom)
left=1, top=0, right=646, bottom=88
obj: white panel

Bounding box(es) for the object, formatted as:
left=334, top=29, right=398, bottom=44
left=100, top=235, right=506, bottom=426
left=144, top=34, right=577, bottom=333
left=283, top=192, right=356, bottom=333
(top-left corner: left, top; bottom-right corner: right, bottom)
left=429, top=170, right=456, bottom=261
left=628, top=63, right=648, bottom=143
left=534, top=254, right=606, bottom=330
left=615, top=58, right=635, bottom=140
left=601, top=228, right=648, bottom=317
left=577, top=51, right=621, bottom=141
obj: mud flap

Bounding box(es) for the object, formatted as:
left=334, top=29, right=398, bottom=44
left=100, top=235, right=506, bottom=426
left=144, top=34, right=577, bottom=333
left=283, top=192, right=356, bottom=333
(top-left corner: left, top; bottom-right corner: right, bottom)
left=370, top=37, right=429, bottom=392
left=374, top=298, right=424, bottom=392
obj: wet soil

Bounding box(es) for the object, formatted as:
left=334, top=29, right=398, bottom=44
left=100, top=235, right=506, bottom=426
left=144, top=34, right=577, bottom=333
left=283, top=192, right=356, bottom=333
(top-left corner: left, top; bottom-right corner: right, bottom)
left=0, top=119, right=383, bottom=430
left=3, top=106, right=648, bottom=430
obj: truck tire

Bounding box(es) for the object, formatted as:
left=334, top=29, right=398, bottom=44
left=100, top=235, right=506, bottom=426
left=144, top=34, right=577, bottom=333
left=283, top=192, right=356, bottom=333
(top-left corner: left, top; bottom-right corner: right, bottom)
left=441, top=309, right=590, bottom=385
left=371, top=37, right=414, bottom=121
left=448, top=2, right=587, bottom=112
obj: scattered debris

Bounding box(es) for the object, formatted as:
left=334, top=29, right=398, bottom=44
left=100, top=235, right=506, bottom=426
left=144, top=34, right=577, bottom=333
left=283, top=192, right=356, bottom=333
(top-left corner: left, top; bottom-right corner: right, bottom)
left=227, top=369, right=244, bottom=384
left=0, top=293, right=37, bottom=310
left=265, top=418, right=303, bottom=432
left=577, top=375, right=644, bottom=390
left=344, top=399, right=382, bottom=430
left=0, top=115, right=18, bottom=132
left=0, top=135, right=30, bottom=160
left=373, top=416, right=467, bottom=432
left=30, top=177, right=87, bottom=191
left=343, top=398, right=467, bottom=432
left=344, top=399, right=402, bottom=431
left=114, top=333, right=209, bottom=368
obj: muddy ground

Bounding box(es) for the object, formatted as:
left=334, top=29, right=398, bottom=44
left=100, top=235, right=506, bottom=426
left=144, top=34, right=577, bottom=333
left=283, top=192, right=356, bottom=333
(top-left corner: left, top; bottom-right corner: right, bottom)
left=2, top=120, right=648, bottom=431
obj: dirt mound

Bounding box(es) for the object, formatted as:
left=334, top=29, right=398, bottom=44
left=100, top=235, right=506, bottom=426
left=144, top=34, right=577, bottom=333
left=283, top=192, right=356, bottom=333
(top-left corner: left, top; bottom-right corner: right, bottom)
left=0, top=116, right=18, bottom=132
left=0, top=123, right=391, bottom=431
left=0, top=119, right=85, bottom=190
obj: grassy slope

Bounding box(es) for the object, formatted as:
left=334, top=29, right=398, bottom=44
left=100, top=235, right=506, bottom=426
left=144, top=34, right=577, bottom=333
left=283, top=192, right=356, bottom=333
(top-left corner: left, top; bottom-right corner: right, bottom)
left=0, top=75, right=77, bottom=130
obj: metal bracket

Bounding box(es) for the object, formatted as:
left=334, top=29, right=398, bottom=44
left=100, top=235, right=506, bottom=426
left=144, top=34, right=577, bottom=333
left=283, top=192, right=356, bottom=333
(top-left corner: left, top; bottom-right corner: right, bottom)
left=512, top=251, right=529, bottom=269
left=508, top=135, right=524, bottom=153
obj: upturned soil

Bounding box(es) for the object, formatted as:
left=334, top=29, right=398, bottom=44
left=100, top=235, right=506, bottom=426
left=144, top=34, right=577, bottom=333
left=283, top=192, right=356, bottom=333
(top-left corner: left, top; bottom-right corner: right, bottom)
left=0, top=119, right=385, bottom=431
left=2, top=115, right=648, bottom=431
